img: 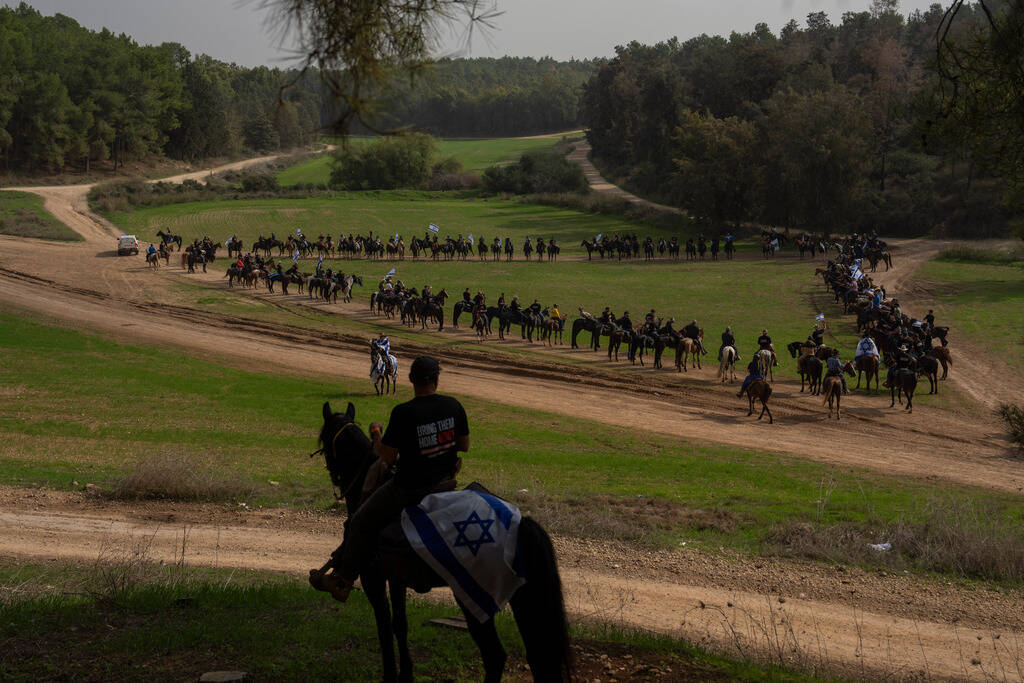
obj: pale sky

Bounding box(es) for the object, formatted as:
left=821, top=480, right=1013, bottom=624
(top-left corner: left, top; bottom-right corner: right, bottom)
left=8, top=0, right=945, bottom=66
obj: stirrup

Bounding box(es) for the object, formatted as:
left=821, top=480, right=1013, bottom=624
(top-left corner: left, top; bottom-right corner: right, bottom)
left=309, top=569, right=354, bottom=603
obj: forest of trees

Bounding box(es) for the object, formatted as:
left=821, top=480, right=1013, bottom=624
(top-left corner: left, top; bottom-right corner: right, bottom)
left=0, top=4, right=590, bottom=174
left=580, top=1, right=1017, bottom=237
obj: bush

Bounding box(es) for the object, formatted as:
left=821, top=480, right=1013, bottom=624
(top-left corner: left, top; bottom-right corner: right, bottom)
left=239, top=172, right=279, bottom=193
left=998, top=403, right=1024, bottom=452
left=427, top=171, right=481, bottom=191
left=110, top=451, right=253, bottom=502
left=483, top=150, right=588, bottom=195
left=329, top=133, right=435, bottom=190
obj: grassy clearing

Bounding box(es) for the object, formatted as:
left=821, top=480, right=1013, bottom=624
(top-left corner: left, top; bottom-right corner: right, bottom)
left=0, top=561, right=803, bottom=682
left=3, top=311, right=1023, bottom=585
left=936, top=243, right=1024, bottom=266
left=0, top=190, right=82, bottom=241
left=914, top=258, right=1024, bottom=368
left=277, top=136, right=561, bottom=186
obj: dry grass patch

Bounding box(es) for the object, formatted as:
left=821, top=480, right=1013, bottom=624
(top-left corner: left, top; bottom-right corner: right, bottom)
left=110, top=451, right=252, bottom=502
left=510, top=490, right=741, bottom=544
left=765, top=499, right=1024, bottom=584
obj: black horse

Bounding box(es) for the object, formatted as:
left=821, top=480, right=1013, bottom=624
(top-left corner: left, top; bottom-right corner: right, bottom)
left=889, top=368, right=918, bottom=411
left=315, top=402, right=572, bottom=682
left=570, top=318, right=612, bottom=350
left=156, top=229, right=182, bottom=251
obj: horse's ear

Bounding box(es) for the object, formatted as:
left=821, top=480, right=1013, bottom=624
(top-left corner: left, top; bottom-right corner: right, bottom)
left=322, top=402, right=332, bottom=422
left=345, top=402, right=356, bottom=419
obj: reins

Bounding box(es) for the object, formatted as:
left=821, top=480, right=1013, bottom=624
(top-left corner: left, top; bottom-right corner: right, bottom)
left=309, top=421, right=374, bottom=501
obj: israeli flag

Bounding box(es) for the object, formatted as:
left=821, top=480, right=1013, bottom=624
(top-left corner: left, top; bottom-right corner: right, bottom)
left=394, top=232, right=399, bottom=242
left=317, top=254, right=323, bottom=269
left=595, top=233, right=603, bottom=242
left=428, top=223, right=440, bottom=234
left=292, top=248, right=300, bottom=262
left=815, top=313, right=825, bottom=322
left=385, top=267, right=396, bottom=278
left=225, top=236, right=233, bottom=245
left=467, top=234, right=474, bottom=245
left=296, top=227, right=303, bottom=237
left=402, top=490, right=525, bottom=622
left=852, top=267, right=864, bottom=280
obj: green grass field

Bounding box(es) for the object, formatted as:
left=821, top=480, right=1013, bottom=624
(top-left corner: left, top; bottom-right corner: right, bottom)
left=3, top=310, right=1020, bottom=582
left=277, top=136, right=562, bottom=186
left=916, top=258, right=1024, bottom=367
left=0, top=562, right=800, bottom=682
left=0, top=190, right=82, bottom=241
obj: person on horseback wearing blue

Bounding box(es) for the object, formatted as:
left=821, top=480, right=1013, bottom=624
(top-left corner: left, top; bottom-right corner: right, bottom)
left=683, top=319, right=707, bottom=355
left=737, top=357, right=764, bottom=398
left=720, top=326, right=739, bottom=361
left=313, top=356, right=469, bottom=603
left=757, top=329, right=778, bottom=366
left=825, top=348, right=848, bottom=395
left=883, top=344, right=915, bottom=388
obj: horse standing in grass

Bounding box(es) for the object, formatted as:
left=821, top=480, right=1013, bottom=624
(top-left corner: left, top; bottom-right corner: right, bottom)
left=369, top=341, right=397, bottom=395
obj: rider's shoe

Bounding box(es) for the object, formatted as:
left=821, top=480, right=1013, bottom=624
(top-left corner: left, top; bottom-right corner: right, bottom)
left=309, top=569, right=354, bottom=603
left=736, top=391, right=745, bottom=398
left=882, top=380, right=891, bottom=388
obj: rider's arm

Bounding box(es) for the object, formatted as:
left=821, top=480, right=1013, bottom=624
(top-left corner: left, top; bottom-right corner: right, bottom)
left=369, top=421, right=398, bottom=465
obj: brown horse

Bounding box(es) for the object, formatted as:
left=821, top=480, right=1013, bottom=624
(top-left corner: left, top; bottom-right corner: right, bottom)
left=889, top=368, right=917, bottom=412
left=541, top=318, right=563, bottom=346
left=744, top=379, right=773, bottom=423
left=822, top=362, right=855, bottom=419
left=855, top=354, right=880, bottom=392
left=925, top=346, right=952, bottom=379
left=675, top=332, right=703, bottom=372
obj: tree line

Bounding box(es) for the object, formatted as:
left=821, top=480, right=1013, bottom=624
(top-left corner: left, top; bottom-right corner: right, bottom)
left=580, top=1, right=1016, bottom=237
left=0, top=4, right=591, bottom=175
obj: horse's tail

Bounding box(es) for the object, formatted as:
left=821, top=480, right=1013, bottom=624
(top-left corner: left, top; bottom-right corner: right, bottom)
left=511, top=517, right=572, bottom=682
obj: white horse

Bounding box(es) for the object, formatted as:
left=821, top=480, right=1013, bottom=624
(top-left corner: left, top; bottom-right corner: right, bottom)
left=717, top=345, right=737, bottom=382
left=370, top=341, right=398, bottom=395
left=755, top=349, right=774, bottom=382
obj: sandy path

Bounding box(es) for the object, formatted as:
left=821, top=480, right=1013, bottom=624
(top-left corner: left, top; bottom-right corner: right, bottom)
left=2, top=488, right=1021, bottom=681
left=567, top=140, right=683, bottom=215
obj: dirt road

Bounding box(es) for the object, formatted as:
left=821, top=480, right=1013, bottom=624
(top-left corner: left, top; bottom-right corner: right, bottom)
left=2, top=156, right=1022, bottom=679
left=2, top=487, right=1021, bottom=681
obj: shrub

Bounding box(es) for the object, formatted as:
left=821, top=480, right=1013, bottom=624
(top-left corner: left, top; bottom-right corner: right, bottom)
left=998, top=403, right=1024, bottom=452
left=483, top=150, right=588, bottom=195
left=329, top=133, right=435, bottom=190
left=239, top=172, right=279, bottom=193
left=110, top=451, right=252, bottom=502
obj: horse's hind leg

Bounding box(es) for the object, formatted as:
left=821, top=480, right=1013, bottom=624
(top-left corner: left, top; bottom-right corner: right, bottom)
left=762, top=401, right=773, bottom=424
left=363, top=575, right=398, bottom=682
left=460, top=604, right=506, bottom=683
left=389, top=583, right=413, bottom=682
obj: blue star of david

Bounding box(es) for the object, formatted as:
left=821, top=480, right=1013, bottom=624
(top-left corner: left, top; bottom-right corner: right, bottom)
left=451, top=511, right=495, bottom=556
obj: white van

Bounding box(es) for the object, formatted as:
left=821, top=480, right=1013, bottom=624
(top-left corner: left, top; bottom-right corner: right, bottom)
left=117, top=234, right=140, bottom=256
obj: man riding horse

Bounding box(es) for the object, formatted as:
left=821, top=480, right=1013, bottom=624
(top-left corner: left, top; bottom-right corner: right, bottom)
left=312, top=356, right=469, bottom=602
left=757, top=329, right=778, bottom=366
left=824, top=348, right=848, bottom=395
left=737, top=357, right=764, bottom=398
left=719, top=326, right=739, bottom=361
left=683, top=319, right=707, bottom=355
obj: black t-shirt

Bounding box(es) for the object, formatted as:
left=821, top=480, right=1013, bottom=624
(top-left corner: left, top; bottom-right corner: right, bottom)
left=758, top=335, right=772, bottom=348
left=382, top=394, right=469, bottom=489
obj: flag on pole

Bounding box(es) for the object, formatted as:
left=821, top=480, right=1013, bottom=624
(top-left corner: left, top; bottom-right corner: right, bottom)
left=394, top=232, right=399, bottom=242
left=428, top=223, right=440, bottom=234
left=467, top=234, right=474, bottom=245
left=317, top=254, right=323, bottom=270
left=296, top=227, right=303, bottom=237
left=595, top=233, right=603, bottom=242
left=293, top=248, right=300, bottom=262
left=385, top=267, right=396, bottom=278
left=815, top=313, right=825, bottom=322
left=225, top=236, right=233, bottom=245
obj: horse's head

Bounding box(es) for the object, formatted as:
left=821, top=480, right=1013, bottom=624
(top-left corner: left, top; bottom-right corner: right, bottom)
left=787, top=341, right=803, bottom=358
left=843, top=361, right=856, bottom=376
left=318, top=401, right=373, bottom=493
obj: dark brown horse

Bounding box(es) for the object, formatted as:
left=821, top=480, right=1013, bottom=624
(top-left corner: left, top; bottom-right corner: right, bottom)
left=314, top=402, right=572, bottom=682
left=607, top=329, right=632, bottom=361
left=889, top=368, right=917, bottom=412
left=822, top=361, right=855, bottom=419
left=925, top=346, right=952, bottom=379
left=855, top=354, right=880, bottom=392
left=744, top=379, right=773, bottom=423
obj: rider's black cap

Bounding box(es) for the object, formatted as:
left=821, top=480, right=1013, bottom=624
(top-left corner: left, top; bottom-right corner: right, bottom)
left=409, top=355, right=441, bottom=384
